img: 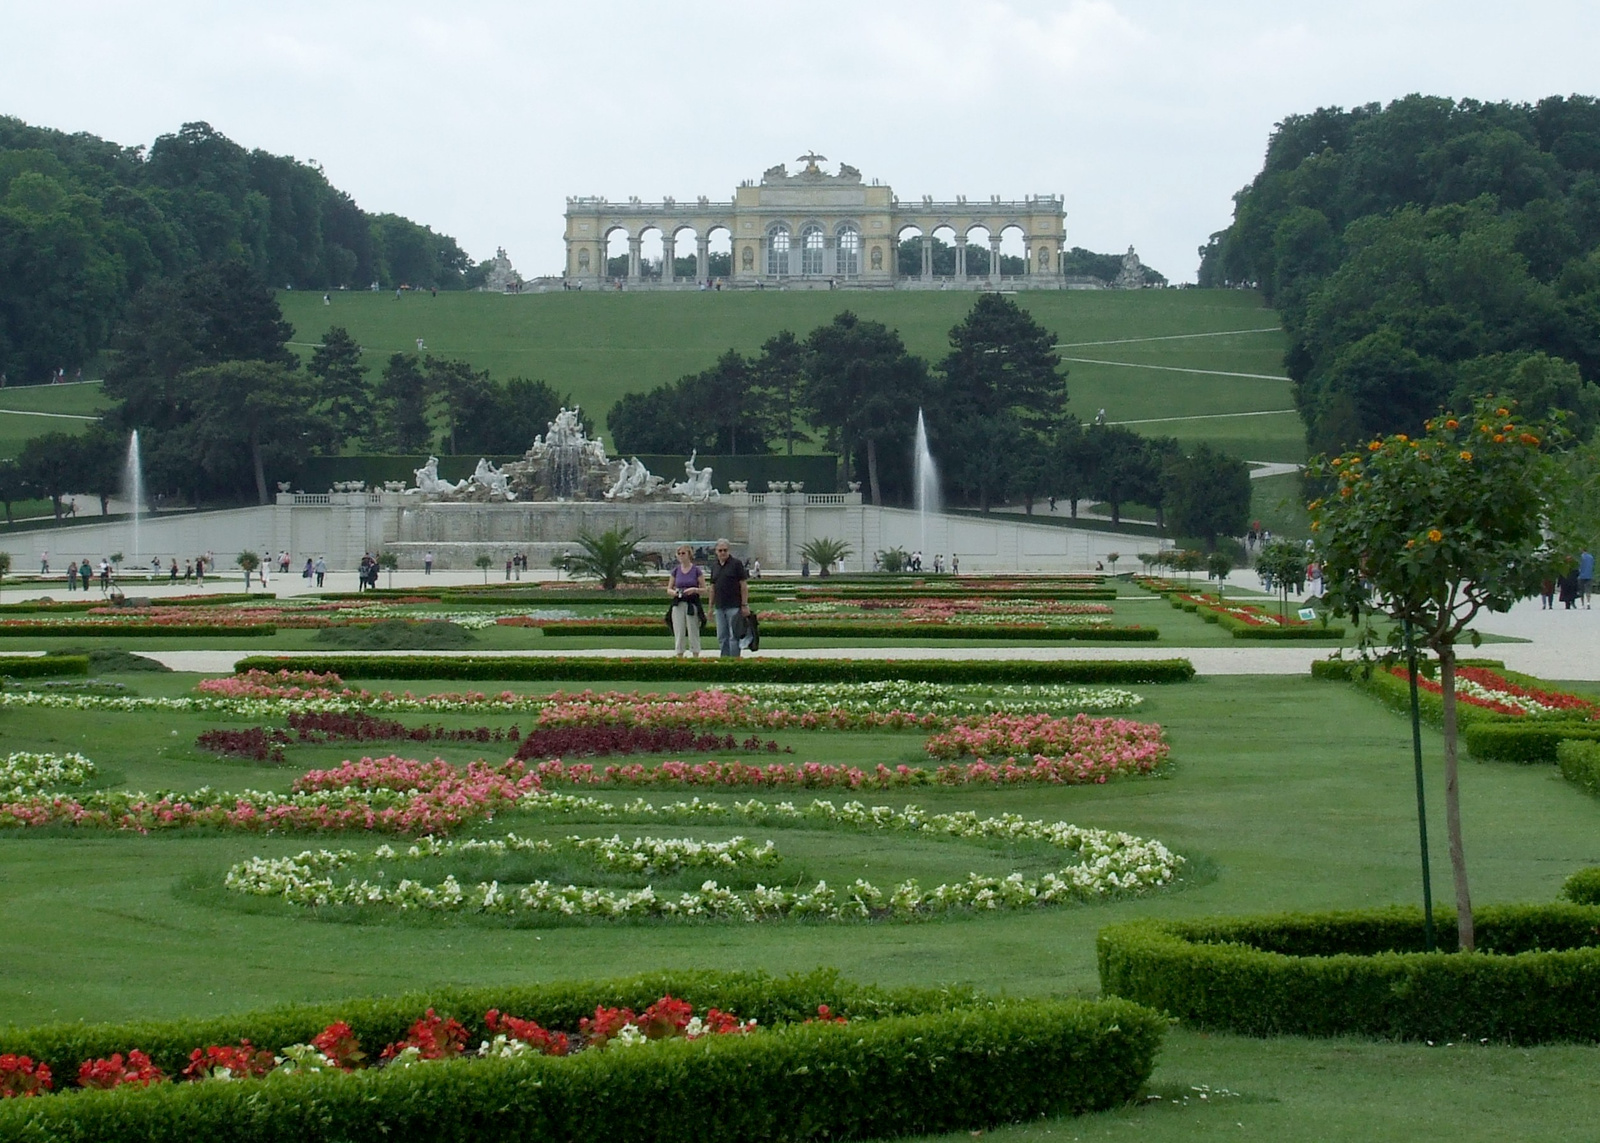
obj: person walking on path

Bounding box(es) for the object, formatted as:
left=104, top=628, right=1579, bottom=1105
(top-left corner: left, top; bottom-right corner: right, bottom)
left=424, top=550, right=434, bottom=576
left=708, top=538, right=750, bottom=658
left=1559, top=566, right=1580, bottom=610
left=314, top=556, right=326, bottom=588
left=1580, top=549, right=1594, bottom=609
left=666, top=545, right=705, bottom=658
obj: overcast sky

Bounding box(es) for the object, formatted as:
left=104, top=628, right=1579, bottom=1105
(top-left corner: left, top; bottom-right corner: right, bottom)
left=5, top=1, right=1599, bottom=282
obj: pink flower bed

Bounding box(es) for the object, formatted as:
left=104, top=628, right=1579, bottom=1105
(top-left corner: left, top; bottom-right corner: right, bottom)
left=923, top=712, right=1169, bottom=783
left=534, top=689, right=942, bottom=732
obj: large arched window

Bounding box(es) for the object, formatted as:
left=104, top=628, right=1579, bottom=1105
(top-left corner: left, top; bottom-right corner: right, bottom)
left=766, top=224, right=790, bottom=276
left=800, top=224, right=825, bottom=276
left=835, top=223, right=860, bottom=276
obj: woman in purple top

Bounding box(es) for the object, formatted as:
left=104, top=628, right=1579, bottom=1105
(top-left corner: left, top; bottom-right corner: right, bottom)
left=666, top=545, right=705, bottom=657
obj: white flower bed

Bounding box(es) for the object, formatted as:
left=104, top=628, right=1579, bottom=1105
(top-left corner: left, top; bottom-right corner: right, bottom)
left=224, top=795, right=1183, bottom=922
left=0, top=751, right=97, bottom=798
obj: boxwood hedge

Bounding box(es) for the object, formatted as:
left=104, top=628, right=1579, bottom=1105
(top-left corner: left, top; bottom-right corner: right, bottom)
left=1167, top=594, right=1343, bottom=639
left=1558, top=739, right=1600, bottom=795
left=1466, top=722, right=1600, bottom=763
left=537, top=621, right=1160, bottom=642
left=0, top=623, right=276, bottom=638
left=1562, top=867, right=1600, bottom=905
left=232, top=654, right=1198, bottom=685
left=0, top=654, right=89, bottom=678
left=1097, top=904, right=1600, bottom=1043
left=0, top=970, right=1164, bottom=1143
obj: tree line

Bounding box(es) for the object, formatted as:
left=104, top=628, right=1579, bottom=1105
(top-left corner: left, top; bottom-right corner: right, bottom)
left=0, top=116, right=480, bottom=386
left=608, top=295, right=1250, bottom=547
left=1199, top=93, right=1600, bottom=455
left=1, top=260, right=572, bottom=511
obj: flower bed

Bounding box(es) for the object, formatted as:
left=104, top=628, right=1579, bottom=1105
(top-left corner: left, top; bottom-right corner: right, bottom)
left=924, top=712, right=1169, bottom=782
left=0, top=751, right=97, bottom=798
left=1169, top=593, right=1344, bottom=639
left=0, top=970, right=1163, bottom=1142
left=536, top=619, right=1157, bottom=641
left=231, top=654, right=1200, bottom=686
left=225, top=793, right=1184, bottom=921
left=1097, top=904, right=1600, bottom=1043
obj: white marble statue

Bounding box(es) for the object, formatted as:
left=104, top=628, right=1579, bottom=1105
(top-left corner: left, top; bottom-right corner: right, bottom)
left=670, top=450, right=719, bottom=502
left=470, top=458, right=515, bottom=500
left=411, top=456, right=463, bottom=495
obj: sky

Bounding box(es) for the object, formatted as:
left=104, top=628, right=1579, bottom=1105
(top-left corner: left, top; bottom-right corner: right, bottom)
left=5, top=0, right=1600, bottom=283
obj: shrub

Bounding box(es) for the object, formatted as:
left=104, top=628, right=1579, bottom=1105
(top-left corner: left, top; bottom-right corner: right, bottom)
left=1557, top=739, right=1600, bottom=795
left=1466, top=723, right=1600, bottom=763
left=0, top=655, right=89, bottom=679
left=1561, top=867, right=1600, bottom=906
left=0, top=971, right=1163, bottom=1142
left=0, top=624, right=275, bottom=638
left=234, top=655, right=1199, bottom=686
left=313, top=620, right=477, bottom=650
left=1097, top=904, right=1600, bottom=1043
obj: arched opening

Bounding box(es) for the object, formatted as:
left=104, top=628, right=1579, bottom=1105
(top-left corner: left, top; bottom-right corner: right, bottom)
left=835, top=222, right=861, bottom=277
left=670, top=225, right=699, bottom=281
left=767, top=223, right=791, bottom=277
left=637, top=226, right=664, bottom=281
left=800, top=223, right=825, bottom=276
left=964, top=225, right=994, bottom=277
left=895, top=224, right=924, bottom=277
left=604, top=226, right=630, bottom=279
left=706, top=224, right=732, bottom=278
left=930, top=225, right=958, bottom=277
left=998, top=225, right=1027, bottom=277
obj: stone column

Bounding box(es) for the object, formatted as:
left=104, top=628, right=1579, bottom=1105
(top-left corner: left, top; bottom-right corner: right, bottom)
left=921, top=235, right=933, bottom=279
left=662, top=234, right=676, bottom=283
left=1023, top=239, right=1033, bottom=276
left=628, top=236, right=642, bottom=282
left=954, top=237, right=967, bottom=281
left=696, top=236, right=709, bottom=281
left=990, top=238, right=1002, bottom=283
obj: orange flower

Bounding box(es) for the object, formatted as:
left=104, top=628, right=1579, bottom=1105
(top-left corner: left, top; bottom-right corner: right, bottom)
left=1397, top=434, right=1409, bottom=442
left=1369, top=441, right=1382, bottom=451
left=1310, top=521, right=1321, bottom=532
left=1340, top=486, right=1353, bottom=497
left=1445, top=419, right=1459, bottom=430
left=1519, top=433, right=1540, bottom=445
left=1427, top=529, right=1443, bottom=543
left=1496, top=407, right=1510, bottom=417
left=1459, top=451, right=1473, bottom=461
left=1406, top=539, right=1416, bottom=548
left=1331, top=458, right=1343, bottom=467
left=1308, top=499, right=1323, bottom=511
left=1493, top=434, right=1506, bottom=443
left=1503, top=424, right=1516, bottom=433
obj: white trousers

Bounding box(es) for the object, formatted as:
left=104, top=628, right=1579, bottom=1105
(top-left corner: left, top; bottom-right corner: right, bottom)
left=670, top=602, right=702, bottom=655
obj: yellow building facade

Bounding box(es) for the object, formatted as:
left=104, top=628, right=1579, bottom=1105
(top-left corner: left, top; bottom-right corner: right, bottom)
left=563, top=155, right=1068, bottom=289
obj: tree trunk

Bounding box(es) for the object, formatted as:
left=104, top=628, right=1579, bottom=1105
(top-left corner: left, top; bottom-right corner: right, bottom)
left=100, top=494, right=110, bottom=515
left=50, top=494, right=61, bottom=520
left=866, top=438, right=881, bottom=506
left=1110, top=499, right=1121, bottom=525
left=1070, top=497, right=1079, bottom=519
left=251, top=435, right=268, bottom=506
left=1439, top=646, right=1474, bottom=951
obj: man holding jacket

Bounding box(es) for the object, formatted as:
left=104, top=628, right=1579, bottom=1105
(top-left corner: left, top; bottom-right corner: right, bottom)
left=708, top=538, right=750, bottom=658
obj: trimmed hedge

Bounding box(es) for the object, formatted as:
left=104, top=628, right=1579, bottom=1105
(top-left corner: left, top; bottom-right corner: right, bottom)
left=0, top=970, right=1163, bottom=1143
left=1098, top=904, right=1600, bottom=1043
left=1558, top=739, right=1600, bottom=795
left=0, top=601, right=96, bottom=614
left=1168, top=593, right=1343, bottom=639
left=1466, top=722, right=1600, bottom=763
left=780, top=587, right=1118, bottom=601
left=1562, top=867, right=1600, bottom=905
left=0, top=654, right=90, bottom=678
left=537, top=621, right=1160, bottom=642
left=0, top=623, right=277, bottom=638
left=233, top=654, right=1198, bottom=685
left=150, top=593, right=275, bottom=607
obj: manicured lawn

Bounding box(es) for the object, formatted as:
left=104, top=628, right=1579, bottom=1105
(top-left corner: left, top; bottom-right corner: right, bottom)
left=3, top=666, right=1595, bottom=1137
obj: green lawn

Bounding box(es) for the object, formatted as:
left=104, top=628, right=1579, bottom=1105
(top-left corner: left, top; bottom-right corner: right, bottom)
left=0, top=381, right=108, bottom=460
left=277, top=289, right=1296, bottom=460
left=2, top=667, right=1597, bottom=1138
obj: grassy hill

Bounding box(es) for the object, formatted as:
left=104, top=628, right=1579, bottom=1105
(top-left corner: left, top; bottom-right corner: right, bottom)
left=0, top=382, right=109, bottom=460
left=279, top=288, right=1302, bottom=463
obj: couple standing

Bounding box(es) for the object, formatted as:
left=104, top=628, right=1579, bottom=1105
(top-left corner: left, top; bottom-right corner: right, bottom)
left=667, top=538, right=749, bottom=658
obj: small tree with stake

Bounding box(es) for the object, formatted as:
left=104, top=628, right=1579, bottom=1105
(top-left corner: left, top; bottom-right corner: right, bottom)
left=474, top=554, right=493, bottom=584
left=236, top=550, right=261, bottom=593
left=378, top=552, right=399, bottom=589
left=1308, top=396, right=1568, bottom=952
left=1255, top=539, right=1307, bottom=620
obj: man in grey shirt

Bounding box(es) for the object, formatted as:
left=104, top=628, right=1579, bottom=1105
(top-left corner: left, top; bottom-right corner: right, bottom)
left=707, top=538, right=750, bottom=658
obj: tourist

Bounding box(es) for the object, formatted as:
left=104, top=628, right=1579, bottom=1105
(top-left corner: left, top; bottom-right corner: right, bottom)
left=303, top=557, right=313, bottom=580
left=314, top=556, right=326, bottom=587
left=279, top=550, right=291, bottom=575
left=65, top=564, right=76, bottom=591
left=183, top=560, right=193, bottom=582
left=749, top=558, right=761, bottom=578
left=800, top=556, right=810, bottom=577
left=78, top=559, right=91, bottom=592
left=424, top=550, right=434, bottom=576
left=323, top=293, right=331, bottom=306
left=505, top=555, right=513, bottom=581
left=195, top=556, right=206, bottom=585
left=151, top=556, right=161, bottom=578
left=1579, top=549, right=1594, bottom=609
left=708, top=538, right=750, bottom=659
left=40, top=550, right=48, bottom=575
left=666, top=545, right=705, bottom=658
left=169, top=558, right=178, bottom=583
left=951, top=554, right=959, bottom=574
left=99, top=559, right=110, bottom=591
left=1541, top=575, right=1556, bottom=609
left=934, top=555, right=943, bottom=574
left=1559, top=566, right=1580, bottom=610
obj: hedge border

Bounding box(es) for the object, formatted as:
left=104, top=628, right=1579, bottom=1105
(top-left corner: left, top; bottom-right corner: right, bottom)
left=1097, top=904, right=1600, bottom=1043
left=1167, top=593, right=1344, bottom=640
left=0, top=623, right=277, bottom=638
left=535, top=621, right=1160, bottom=642
left=1558, top=739, right=1600, bottom=795
left=0, top=970, right=1163, bottom=1143
left=0, top=654, right=90, bottom=678
left=232, top=654, right=1198, bottom=685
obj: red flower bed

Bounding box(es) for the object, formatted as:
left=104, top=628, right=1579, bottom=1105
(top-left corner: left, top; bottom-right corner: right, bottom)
left=77, top=1049, right=164, bottom=1090
left=1391, top=665, right=1600, bottom=718
left=514, top=725, right=784, bottom=761
left=0, top=1054, right=50, bottom=1097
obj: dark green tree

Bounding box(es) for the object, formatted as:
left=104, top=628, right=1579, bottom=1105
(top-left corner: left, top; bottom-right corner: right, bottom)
left=17, top=430, right=81, bottom=518
left=752, top=330, right=810, bottom=456
left=0, top=457, right=27, bottom=523
left=938, top=293, right=1066, bottom=424
left=475, top=378, right=569, bottom=455
left=804, top=311, right=928, bottom=504
left=425, top=356, right=494, bottom=455
left=1083, top=425, right=1160, bottom=525
left=374, top=353, right=432, bottom=453
left=308, top=326, right=371, bottom=444
left=180, top=360, right=334, bottom=504
left=1162, top=444, right=1253, bottom=549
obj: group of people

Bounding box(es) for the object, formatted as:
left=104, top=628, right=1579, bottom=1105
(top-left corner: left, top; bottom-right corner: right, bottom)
left=665, top=538, right=751, bottom=659
left=355, top=553, right=382, bottom=591
left=1541, top=550, right=1595, bottom=610
left=506, top=552, right=532, bottom=580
